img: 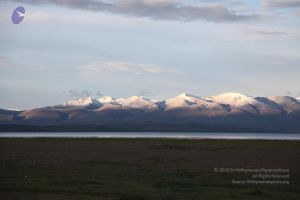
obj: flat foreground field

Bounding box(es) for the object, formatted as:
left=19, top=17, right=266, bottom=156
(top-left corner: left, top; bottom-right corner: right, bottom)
left=0, top=138, right=299, bottom=200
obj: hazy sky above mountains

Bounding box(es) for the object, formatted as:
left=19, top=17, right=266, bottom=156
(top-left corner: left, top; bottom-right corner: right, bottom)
left=0, top=0, right=300, bottom=109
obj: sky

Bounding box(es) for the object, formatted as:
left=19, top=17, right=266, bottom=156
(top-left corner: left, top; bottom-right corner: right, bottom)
left=0, top=0, right=300, bottom=109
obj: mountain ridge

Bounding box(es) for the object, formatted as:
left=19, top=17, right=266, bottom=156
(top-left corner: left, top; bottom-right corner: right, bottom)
left=1, top=92, right=300, bottom=132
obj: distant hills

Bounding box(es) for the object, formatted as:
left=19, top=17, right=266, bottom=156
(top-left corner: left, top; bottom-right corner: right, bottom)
left=1, top=92, right=300, bottom=132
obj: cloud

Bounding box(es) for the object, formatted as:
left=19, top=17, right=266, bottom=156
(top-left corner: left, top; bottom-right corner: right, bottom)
left=29, top=64, right=49, bottom=71
left=68, top=89, right=102, bottom=98
left=263, top=0, right=300, bottom=9
left=137, top=89, right=153, bottom=97
left=78, top=61, right=181, bottom=75
left=0, top=56, right=8, bottom=66
left=0, top=56, right=48, bottom=71
left=261, top=52, right=300, bottom=67
left=76, top=60, right=194, bottom=99
left=13, top=0, right=260, bottom=22
left=252, top=29, right=288, bottom=36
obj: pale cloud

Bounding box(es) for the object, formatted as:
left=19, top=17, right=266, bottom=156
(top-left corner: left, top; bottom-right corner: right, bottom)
left=78, top=61, right=181, bottom=75
left=30, top=64, right=48, bottom=71
left=250, top=29, right=288, bottom=36
left=0, top=56, right=48, bottom=71
left=0, top=56, right=7, bottom=66
left=262, top=0, right=300, bottom=9
left=261, top=52, right=300, bottom=67
left=137, top=89, right=153, bottom=97
left=76, top=60, right=194, bottom=99
left=13, top=0, right=261, bottom=22
left=68, top=89, right=102, bottom=98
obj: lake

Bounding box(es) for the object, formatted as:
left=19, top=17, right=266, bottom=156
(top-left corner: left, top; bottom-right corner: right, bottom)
left=0, top=132, right=300, bottom=140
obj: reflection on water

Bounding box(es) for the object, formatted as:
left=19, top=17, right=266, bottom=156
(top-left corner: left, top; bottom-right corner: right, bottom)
left=0, top=132, right=300, bottom=140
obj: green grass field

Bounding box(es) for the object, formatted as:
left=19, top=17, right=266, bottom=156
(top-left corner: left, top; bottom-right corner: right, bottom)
left=0, top=138, right=299, bottom=199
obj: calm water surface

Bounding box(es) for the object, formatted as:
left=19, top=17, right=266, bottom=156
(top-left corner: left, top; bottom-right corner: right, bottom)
left=0, top=132, right=300, bottom=140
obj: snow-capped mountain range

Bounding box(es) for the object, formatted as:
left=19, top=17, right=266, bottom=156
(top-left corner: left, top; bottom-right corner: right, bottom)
left=62, top=92, right=300, bottom=115
left=1, top=92, right=300, bottom=132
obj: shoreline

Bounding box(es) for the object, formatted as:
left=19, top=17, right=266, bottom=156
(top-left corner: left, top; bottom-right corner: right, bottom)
left=1, top=132, right=300, bottom=141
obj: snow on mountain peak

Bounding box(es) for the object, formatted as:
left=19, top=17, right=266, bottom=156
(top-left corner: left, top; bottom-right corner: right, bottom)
left=210, top=92, right=255, bottom=106
left=214, top=92, right=250, bottom=99
left=166, top=93, right=219, bottom=109
left=268, top=96, right=299, bottom=104
left=60, top=92, right=297, bottom=115
left=65, top=96, right=101, bottom=107
left=98, top=96, right=116, bottom=104
left=209, top=92, right=286, bottom=115
left=177, top=93, right=201, bottom=99
left=116, top=96, right=157, bottom=109
left=268, top=96, right=300, bottom=113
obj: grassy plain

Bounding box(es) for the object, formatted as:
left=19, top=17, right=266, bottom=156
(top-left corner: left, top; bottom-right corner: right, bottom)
left=0, top=138, right=299, bottom=199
